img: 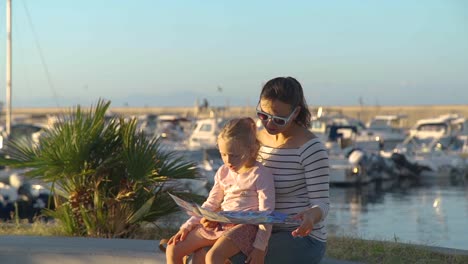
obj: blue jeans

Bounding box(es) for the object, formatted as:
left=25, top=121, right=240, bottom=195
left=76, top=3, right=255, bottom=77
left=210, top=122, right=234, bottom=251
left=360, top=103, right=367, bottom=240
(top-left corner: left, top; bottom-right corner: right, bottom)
left=230, top=231, right=326, bottom=264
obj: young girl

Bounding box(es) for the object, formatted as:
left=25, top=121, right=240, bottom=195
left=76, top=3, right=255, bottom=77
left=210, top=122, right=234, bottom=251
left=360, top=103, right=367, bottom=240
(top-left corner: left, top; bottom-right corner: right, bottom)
left=166, top=117, right=275, bottom=264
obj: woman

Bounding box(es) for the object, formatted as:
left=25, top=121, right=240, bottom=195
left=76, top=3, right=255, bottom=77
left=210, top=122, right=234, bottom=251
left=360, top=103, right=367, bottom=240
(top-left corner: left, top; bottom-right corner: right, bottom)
left=231, top=76, right=330, bottom=263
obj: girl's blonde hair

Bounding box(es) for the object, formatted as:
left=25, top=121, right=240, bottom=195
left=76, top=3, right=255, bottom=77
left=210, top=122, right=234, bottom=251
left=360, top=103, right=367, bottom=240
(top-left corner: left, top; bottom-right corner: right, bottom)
left=218, top=117, right=260, bottom=161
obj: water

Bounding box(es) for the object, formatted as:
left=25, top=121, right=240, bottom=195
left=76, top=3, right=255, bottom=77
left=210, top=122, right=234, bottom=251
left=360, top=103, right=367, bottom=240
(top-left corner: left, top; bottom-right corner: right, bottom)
left=177, top=148, right=468, bottom=251
left=328, top=180, right=468, bottom=250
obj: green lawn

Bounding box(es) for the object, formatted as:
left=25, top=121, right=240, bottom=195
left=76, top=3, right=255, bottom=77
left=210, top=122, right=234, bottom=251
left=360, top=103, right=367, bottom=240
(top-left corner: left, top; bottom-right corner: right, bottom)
left=326, top=235, right=468, bottom=264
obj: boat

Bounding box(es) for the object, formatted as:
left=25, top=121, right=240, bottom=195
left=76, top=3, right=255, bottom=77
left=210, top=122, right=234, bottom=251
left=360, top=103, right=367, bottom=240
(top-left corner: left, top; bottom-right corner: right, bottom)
left=135, top=114, right=159, bottom=138
left=154, top=115, right=191, bottom=140
left=310, top=114, right=381, bottom=153
left=0, top=168, right=53, bottom=222
left=365, top=115, right=408, bottom=150
left=329, top=147, right=399, bottom=186
left=187, top=117, right=227, bottom=151
left=0, top=123, right=47, bottom=154
left=393, top=114, right=467, bottom=179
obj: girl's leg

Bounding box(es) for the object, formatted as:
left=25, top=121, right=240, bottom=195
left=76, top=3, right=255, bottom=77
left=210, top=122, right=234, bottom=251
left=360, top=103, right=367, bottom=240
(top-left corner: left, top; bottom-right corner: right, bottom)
left=191, top=248, right=207, bottom=264
left=166, top=230, right=216, bottom=264
left=205, top=236, right=240, bottom=264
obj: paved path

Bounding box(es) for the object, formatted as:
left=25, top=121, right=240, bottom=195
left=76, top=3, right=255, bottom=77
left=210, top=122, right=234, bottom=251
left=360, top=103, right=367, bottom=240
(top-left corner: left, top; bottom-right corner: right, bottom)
left=0, top=235, right=367, bottom=264
left=0, top=236, right=164, bottom=264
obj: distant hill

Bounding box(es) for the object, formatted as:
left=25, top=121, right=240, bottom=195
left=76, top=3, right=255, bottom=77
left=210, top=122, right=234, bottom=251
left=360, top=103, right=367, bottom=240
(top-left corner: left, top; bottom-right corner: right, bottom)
left=8, top=92, right=255, bottom=108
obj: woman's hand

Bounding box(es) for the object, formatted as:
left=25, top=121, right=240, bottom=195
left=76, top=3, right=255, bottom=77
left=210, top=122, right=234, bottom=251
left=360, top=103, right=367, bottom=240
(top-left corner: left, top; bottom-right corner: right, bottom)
left=245, top=248, right=266, bottom=264
left=291, top=207, right=322, bottom=237
left=167, top=228, right=190, bottom=245
left=200, top=217, right=218, bottom=229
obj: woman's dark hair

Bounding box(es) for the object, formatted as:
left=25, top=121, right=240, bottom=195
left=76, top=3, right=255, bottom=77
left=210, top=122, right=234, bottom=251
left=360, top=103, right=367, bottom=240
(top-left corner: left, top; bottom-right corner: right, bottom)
left=260, top=77, right=311, bottom=128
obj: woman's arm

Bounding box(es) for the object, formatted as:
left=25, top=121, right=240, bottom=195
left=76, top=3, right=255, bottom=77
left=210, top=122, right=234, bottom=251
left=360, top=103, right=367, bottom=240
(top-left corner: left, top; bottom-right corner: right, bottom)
left=252, top=166, right=275, bottom=250
left=291, top=207, right=322, bottom=237
left=294, top=140, right=330, bottom=236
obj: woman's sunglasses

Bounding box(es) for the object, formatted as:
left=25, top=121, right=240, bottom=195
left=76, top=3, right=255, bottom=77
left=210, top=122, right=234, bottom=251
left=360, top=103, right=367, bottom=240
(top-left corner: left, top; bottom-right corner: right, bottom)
left=256, top=106, right=297, bottom=127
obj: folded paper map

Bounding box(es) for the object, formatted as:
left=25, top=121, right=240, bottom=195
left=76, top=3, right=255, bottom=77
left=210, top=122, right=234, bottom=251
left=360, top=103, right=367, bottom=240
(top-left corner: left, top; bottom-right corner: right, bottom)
left=169, top=193, right=300, bottom=224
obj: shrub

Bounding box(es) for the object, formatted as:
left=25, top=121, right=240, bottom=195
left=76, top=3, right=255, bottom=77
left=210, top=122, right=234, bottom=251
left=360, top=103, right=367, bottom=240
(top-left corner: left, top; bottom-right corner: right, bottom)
left=0, top=100, right=199, bottom=238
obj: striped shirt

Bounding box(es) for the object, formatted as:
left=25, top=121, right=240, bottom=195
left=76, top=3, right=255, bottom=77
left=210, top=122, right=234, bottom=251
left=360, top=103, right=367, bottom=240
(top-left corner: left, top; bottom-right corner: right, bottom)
left=258, top=137, right=330, bottom=242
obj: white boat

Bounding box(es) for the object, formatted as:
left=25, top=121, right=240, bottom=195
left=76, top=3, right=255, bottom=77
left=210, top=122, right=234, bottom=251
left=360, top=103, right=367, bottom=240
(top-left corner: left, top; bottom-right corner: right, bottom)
left=187, top=117, right=227, bottom=150
left=394, top=114, right=467, bottom=179
left=311, top=121, right=381, bottom=153
left=310, top=117, right=392, bottom=185
left=0, top=168, right=52, bottom=222
left=365, top=115, right=408, bottom=150
left=310, top=114, right=381, bottom=152
left=329, top=153, right=371, bottom=186
left=136, top=114, right=159, bottom=138
left=154, top=115, right=191, bottom=141
left=329, top=148, right=398, bottom=186
left=446, top=116, right=468, bottom=177
left=0, top=123, right=47, bottom=153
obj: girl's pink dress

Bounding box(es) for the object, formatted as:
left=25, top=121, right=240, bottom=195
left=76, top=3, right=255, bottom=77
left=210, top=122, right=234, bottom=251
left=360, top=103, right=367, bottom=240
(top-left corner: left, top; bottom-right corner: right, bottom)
left=180, top=161, right=275, bottom=255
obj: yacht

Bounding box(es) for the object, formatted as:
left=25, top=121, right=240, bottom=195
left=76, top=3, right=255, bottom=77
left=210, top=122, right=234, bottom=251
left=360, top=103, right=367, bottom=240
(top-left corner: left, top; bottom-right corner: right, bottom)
left=187, top=117, right=227, bottom=151
left=365, top=115, right=408, bottom=150
left=394, top=114, right=467, bottom=179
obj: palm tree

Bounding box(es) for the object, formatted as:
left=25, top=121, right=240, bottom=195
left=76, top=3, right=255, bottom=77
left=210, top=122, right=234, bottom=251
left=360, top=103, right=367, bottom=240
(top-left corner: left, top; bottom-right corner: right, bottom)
left=0, top=99, right=200, bottom=238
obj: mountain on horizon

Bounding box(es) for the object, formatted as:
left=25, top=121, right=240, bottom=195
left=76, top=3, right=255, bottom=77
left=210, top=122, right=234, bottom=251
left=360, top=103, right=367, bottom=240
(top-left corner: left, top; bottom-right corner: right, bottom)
left=9, top=92, right=255, bottom=108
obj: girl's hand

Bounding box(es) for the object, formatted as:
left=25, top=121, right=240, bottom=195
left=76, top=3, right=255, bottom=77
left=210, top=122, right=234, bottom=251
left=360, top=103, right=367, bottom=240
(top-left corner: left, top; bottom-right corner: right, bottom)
left=291, top=207, right=321, bottom=237
left=167, top=228, right=190, bottom=245
left=200, top=217, right=218, bottom=229
left=245, top=248, right=265, bottom=264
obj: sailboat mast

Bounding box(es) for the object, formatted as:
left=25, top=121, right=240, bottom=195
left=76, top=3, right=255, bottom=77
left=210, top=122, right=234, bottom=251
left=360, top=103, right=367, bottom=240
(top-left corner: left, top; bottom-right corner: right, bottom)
left=6, top=0, right=12, bottom=136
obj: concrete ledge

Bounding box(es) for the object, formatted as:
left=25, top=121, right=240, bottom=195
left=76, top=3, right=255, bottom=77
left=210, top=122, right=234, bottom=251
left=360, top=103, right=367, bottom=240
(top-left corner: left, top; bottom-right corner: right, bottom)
left=0, top=235, right=165, bottom=264
left=0, top=235, right=362, bottom=264
left=7, top=235, right=465, bottom=264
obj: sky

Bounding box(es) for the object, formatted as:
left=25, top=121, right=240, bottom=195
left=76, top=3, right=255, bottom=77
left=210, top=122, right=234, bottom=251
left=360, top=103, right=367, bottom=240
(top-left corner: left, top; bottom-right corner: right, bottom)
left=0, top=0, right=466, bottom=108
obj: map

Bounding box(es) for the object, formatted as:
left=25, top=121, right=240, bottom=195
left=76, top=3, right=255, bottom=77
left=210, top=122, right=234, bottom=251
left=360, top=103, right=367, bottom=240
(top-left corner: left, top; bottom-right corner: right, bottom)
left=169, top=193, right=300, bottom=224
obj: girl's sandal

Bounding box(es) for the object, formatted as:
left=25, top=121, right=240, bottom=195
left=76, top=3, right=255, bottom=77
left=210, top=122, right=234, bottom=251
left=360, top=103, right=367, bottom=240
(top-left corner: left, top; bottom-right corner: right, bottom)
left=158, top=238, right=169, bottom=252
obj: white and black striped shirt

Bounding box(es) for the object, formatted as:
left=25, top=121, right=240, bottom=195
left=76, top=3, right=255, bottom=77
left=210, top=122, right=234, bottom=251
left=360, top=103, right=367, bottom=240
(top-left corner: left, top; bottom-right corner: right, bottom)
left=259, top=137, right=329, bottom=242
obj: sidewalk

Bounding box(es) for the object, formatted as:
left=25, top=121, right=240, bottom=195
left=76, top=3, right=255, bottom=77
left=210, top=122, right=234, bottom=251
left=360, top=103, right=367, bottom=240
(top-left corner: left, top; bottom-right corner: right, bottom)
left=0, top=235, right=364, bottom=264
left=0, top=235, right=163, bottom=264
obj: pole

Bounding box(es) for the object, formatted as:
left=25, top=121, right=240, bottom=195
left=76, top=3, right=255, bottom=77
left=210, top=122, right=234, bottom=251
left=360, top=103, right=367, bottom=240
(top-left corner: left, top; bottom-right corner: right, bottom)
left=6, top=0, right=12, bottom=136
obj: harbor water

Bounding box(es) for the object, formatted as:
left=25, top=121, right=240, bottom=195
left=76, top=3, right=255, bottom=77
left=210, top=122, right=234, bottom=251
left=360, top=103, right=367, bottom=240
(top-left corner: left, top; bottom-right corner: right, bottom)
left=180, top=149, right=468, bottom=251
left=328, top=180, right=468, bottom=250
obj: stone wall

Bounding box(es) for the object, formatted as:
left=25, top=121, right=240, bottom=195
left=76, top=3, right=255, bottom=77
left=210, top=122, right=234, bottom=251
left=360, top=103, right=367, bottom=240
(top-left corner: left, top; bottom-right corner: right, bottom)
left=4, top=104, right=468, bottom=128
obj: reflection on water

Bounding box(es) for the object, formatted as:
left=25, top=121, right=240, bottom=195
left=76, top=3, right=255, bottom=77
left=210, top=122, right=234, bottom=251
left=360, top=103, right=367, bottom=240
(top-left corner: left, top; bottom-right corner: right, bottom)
left=328, top=179, right=468, bottom=250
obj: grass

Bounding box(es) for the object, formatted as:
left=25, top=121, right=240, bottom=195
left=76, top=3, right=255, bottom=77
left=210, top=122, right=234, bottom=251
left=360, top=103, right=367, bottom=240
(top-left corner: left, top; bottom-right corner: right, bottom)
left=326, top=235, right=468, bottom=264
left=0, top=220, right=68, bottom=237
left=1, top=222, right=467, bottom=264
left=0, top=220, right=179, bottom=240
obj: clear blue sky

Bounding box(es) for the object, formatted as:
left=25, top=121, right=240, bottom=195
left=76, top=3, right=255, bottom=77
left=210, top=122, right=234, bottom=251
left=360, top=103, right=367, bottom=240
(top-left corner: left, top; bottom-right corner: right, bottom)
left=0, top=0, right=466, bottom=108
